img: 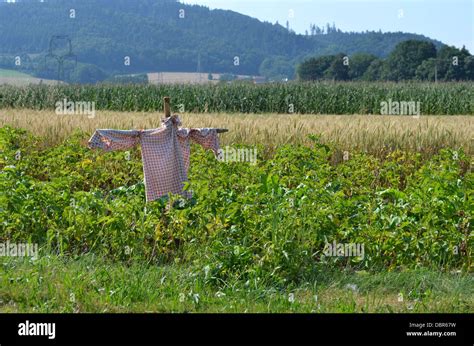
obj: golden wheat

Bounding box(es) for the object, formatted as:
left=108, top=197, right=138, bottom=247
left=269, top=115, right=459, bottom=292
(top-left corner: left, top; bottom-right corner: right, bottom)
left=0, top=109, right=472, bottom=156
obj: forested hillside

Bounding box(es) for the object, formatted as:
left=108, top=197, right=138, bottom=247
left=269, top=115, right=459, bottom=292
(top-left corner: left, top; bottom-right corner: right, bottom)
left=0, top=0, right=444, bottom=82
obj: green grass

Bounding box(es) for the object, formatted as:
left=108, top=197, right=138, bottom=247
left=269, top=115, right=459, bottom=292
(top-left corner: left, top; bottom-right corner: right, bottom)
left=0, top=68, right=33, bottom=78
left=0, top=254, right=472, bottom=313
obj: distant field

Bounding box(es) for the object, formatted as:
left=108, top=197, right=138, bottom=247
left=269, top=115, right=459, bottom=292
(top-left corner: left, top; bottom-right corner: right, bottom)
left=0, top=69, right=59, bottom=86
left=0, top=68, right=32, bottom=78
left=148, top=72, right=221, bottom=84
left=147, top=72, right=261, bottom=85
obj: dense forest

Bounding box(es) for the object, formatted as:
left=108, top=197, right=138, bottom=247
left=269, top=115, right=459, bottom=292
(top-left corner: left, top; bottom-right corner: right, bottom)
left=298, top=40, right=474, bottom=82
left=0, top=0, right=447, bottom=83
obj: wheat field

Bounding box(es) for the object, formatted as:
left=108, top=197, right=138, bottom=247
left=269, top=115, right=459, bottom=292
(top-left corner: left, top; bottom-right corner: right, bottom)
left=0, top=109, right=472, bottom=156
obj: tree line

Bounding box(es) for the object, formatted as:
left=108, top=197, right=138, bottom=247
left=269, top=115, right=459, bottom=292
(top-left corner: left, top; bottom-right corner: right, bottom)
left=297, top=40, right=474, bottom=81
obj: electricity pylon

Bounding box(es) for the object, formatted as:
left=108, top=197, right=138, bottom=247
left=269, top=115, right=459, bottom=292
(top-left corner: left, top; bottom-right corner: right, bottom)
left=45, top=35, right=77, bottom=84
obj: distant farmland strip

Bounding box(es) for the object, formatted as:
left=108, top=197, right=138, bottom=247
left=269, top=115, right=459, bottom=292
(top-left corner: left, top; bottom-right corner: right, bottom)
left=0, top=82, right=472, bottom=115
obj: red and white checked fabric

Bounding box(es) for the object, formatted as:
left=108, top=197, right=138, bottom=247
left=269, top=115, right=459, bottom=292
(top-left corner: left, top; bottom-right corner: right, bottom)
left=88, top=116, right=219, bottom=202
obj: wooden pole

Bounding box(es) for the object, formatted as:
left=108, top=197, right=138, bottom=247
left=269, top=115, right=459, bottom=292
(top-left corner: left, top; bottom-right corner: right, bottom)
left=163, top=96, right=171, bottom=117
left=163, top=96, right=227, bottom=133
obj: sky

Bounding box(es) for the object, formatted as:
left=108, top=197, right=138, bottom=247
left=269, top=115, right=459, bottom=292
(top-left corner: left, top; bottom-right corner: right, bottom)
left=181, top=0, right=474, bottom=53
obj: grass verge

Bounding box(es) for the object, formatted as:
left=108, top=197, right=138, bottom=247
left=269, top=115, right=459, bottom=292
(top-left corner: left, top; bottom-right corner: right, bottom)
left=1, top=255, right=472, bottom=313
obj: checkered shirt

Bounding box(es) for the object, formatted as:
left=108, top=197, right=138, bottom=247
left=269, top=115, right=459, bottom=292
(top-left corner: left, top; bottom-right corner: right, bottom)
left=88, top=116, right=219, bottom=202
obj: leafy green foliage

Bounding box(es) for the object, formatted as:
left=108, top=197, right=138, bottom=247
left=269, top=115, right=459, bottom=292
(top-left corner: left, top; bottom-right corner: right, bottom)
left=68, top=63, right=109, bottom=84
left=298, top=41, right=473, bottom=82
left=383, top=40, right=437, bottom=81
left=348, top=53, right=378, bottom=80
left=1, top=127, right=471, bottom=289
left=297, top=55, right=334, bottom=81
left=259, top=56, right=295, bottom=81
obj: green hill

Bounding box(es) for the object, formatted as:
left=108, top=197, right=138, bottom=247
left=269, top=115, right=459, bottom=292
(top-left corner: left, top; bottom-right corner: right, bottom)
left=0, top=0, right=445, bottom=82
left=0, top=68, right=33, bottom=78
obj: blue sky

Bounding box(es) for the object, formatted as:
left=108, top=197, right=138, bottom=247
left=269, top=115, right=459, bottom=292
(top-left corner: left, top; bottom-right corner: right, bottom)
left=181, top=0, right=473, bottom=52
